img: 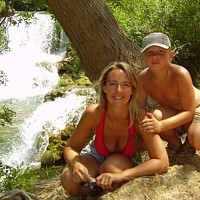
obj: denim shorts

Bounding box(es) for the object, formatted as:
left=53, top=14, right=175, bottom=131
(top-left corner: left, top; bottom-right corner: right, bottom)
left=81, top=140, right=140, bottom=165
left=81, top=140, right=106, bottom=163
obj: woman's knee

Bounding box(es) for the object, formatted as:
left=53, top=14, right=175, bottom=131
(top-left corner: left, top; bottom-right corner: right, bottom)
left=61, top=166, right=82, bottom=197
left=99, top=154, right=132, bottom=173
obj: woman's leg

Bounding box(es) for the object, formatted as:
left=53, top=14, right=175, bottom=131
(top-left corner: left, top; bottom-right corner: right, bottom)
left=99, top=153, right=134, bottom=174
left=61, top=154, right=100, bottom=197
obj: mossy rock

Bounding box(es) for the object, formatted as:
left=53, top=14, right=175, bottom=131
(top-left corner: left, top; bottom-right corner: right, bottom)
left=41, top=140, right=66, bottom=166
left=60, top=124, right=76, bottom=141
left=43, top=89, right=66, bottom=102
left=41, top=124, right=76, bottom=166
left=76, top=76, right=92, bottom=86
left=40, top=150, right=64, bottom=166
left=48, top=134, right=61, bottom=144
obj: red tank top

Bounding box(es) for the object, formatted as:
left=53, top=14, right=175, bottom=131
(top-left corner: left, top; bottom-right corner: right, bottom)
left=94, top=109, right=143, bottom=157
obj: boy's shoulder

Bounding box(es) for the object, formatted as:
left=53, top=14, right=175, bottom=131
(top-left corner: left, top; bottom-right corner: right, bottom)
left=170, top=63, right=190, bottom=75
left=139, top=67, right=148, bottom=75
left=139, top=63, right=189, bottom=76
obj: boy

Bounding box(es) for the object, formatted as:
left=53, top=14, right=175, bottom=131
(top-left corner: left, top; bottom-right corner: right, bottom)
left=137, top=32, right=200, bottom=157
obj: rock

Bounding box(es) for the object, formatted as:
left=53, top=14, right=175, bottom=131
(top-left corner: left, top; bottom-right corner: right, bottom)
left=0, top=190, right=40, bottom=200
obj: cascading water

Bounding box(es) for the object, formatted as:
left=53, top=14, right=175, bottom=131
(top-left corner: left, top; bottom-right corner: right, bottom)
left=0, top=88, right=93, bottom=169
left=0, top=13, right=93, bottom=169
left=0, top=12, right=65, bottom=99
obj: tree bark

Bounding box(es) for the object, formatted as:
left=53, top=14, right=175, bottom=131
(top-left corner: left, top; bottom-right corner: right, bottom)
left=45, top=0, right=144, bottom=81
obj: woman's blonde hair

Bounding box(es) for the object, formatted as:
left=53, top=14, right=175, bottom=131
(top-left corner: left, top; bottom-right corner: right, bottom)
left=94, top=61, right=138, bottom=127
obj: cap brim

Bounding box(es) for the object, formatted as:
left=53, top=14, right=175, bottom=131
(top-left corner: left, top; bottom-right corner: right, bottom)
left=141, top=43, right=170, bottom=53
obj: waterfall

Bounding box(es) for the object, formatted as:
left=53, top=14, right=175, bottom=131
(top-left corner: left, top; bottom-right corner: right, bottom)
left=0, top=88, right=94, bottom=169
left=0, top=13, right=65, bottom=99
left=0, top=13, right=92, bottom=169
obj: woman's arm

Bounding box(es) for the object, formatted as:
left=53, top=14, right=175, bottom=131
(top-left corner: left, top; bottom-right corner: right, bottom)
left=63, top=104, right=101, bottom=182
left=120, top=130, right=169, bottom=180
left=95, top=125, right=169, bottom=190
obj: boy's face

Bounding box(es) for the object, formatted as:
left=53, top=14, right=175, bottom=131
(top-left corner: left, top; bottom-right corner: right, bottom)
left=141, top=46, right=174, bottom=69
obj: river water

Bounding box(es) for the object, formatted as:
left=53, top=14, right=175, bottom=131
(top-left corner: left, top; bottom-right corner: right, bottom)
left=0, top=13, right=93, bottom=169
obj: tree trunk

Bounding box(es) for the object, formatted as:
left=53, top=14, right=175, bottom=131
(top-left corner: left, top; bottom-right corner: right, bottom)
left=45, top=0, right=144, bottom=81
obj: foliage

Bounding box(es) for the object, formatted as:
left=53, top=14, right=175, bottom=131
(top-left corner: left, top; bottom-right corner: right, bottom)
left=0, top=26, right=9, bottom=54
left=0, top=106, right=16, bottom=127
left=0, top=164, right=62, bottom=193
left=13, top=0, right=47, bottom=11
left=0, top=1, right=5, bottom=14
left=65, top=43, right=84, bottom=77
left=56, top=44, right=92, bottom=88
left=66, top=55, right=83, bottom=77
left=106, top=0, right=200, bottom=86
left=0, top=164, right=23, bottom=192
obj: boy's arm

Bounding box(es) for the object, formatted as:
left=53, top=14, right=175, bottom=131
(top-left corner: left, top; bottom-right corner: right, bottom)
left=160, top=67, right=195, bottom=131
left=139, top=67, right=195, bottom=133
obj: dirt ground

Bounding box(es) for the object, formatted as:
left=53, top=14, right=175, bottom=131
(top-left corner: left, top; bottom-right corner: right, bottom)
left=36, top=150, right=200, bottom=200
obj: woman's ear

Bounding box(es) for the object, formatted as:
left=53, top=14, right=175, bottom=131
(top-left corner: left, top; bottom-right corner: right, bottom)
left=102, top=85, right=106, bottom=94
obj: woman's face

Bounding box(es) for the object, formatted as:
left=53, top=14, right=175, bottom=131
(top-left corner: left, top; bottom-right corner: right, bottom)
left=103, top=68, right=133, bottom=108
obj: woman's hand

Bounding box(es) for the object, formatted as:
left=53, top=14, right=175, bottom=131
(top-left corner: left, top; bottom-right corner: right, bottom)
left=96, top=172, right=123, bottom=191
left=72, top=161, right=93, bottom=183
left=139, top=112, right=164, bottom=133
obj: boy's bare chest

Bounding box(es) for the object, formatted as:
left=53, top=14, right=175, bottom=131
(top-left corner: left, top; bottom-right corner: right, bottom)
left=144, top=79, right=181, bottom=108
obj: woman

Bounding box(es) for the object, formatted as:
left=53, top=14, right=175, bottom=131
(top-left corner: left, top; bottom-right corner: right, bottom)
left=61, top=61, right=169, bottom=198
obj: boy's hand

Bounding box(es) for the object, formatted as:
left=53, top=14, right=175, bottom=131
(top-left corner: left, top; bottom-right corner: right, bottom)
left=139, top=112, right=163, bottom=133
